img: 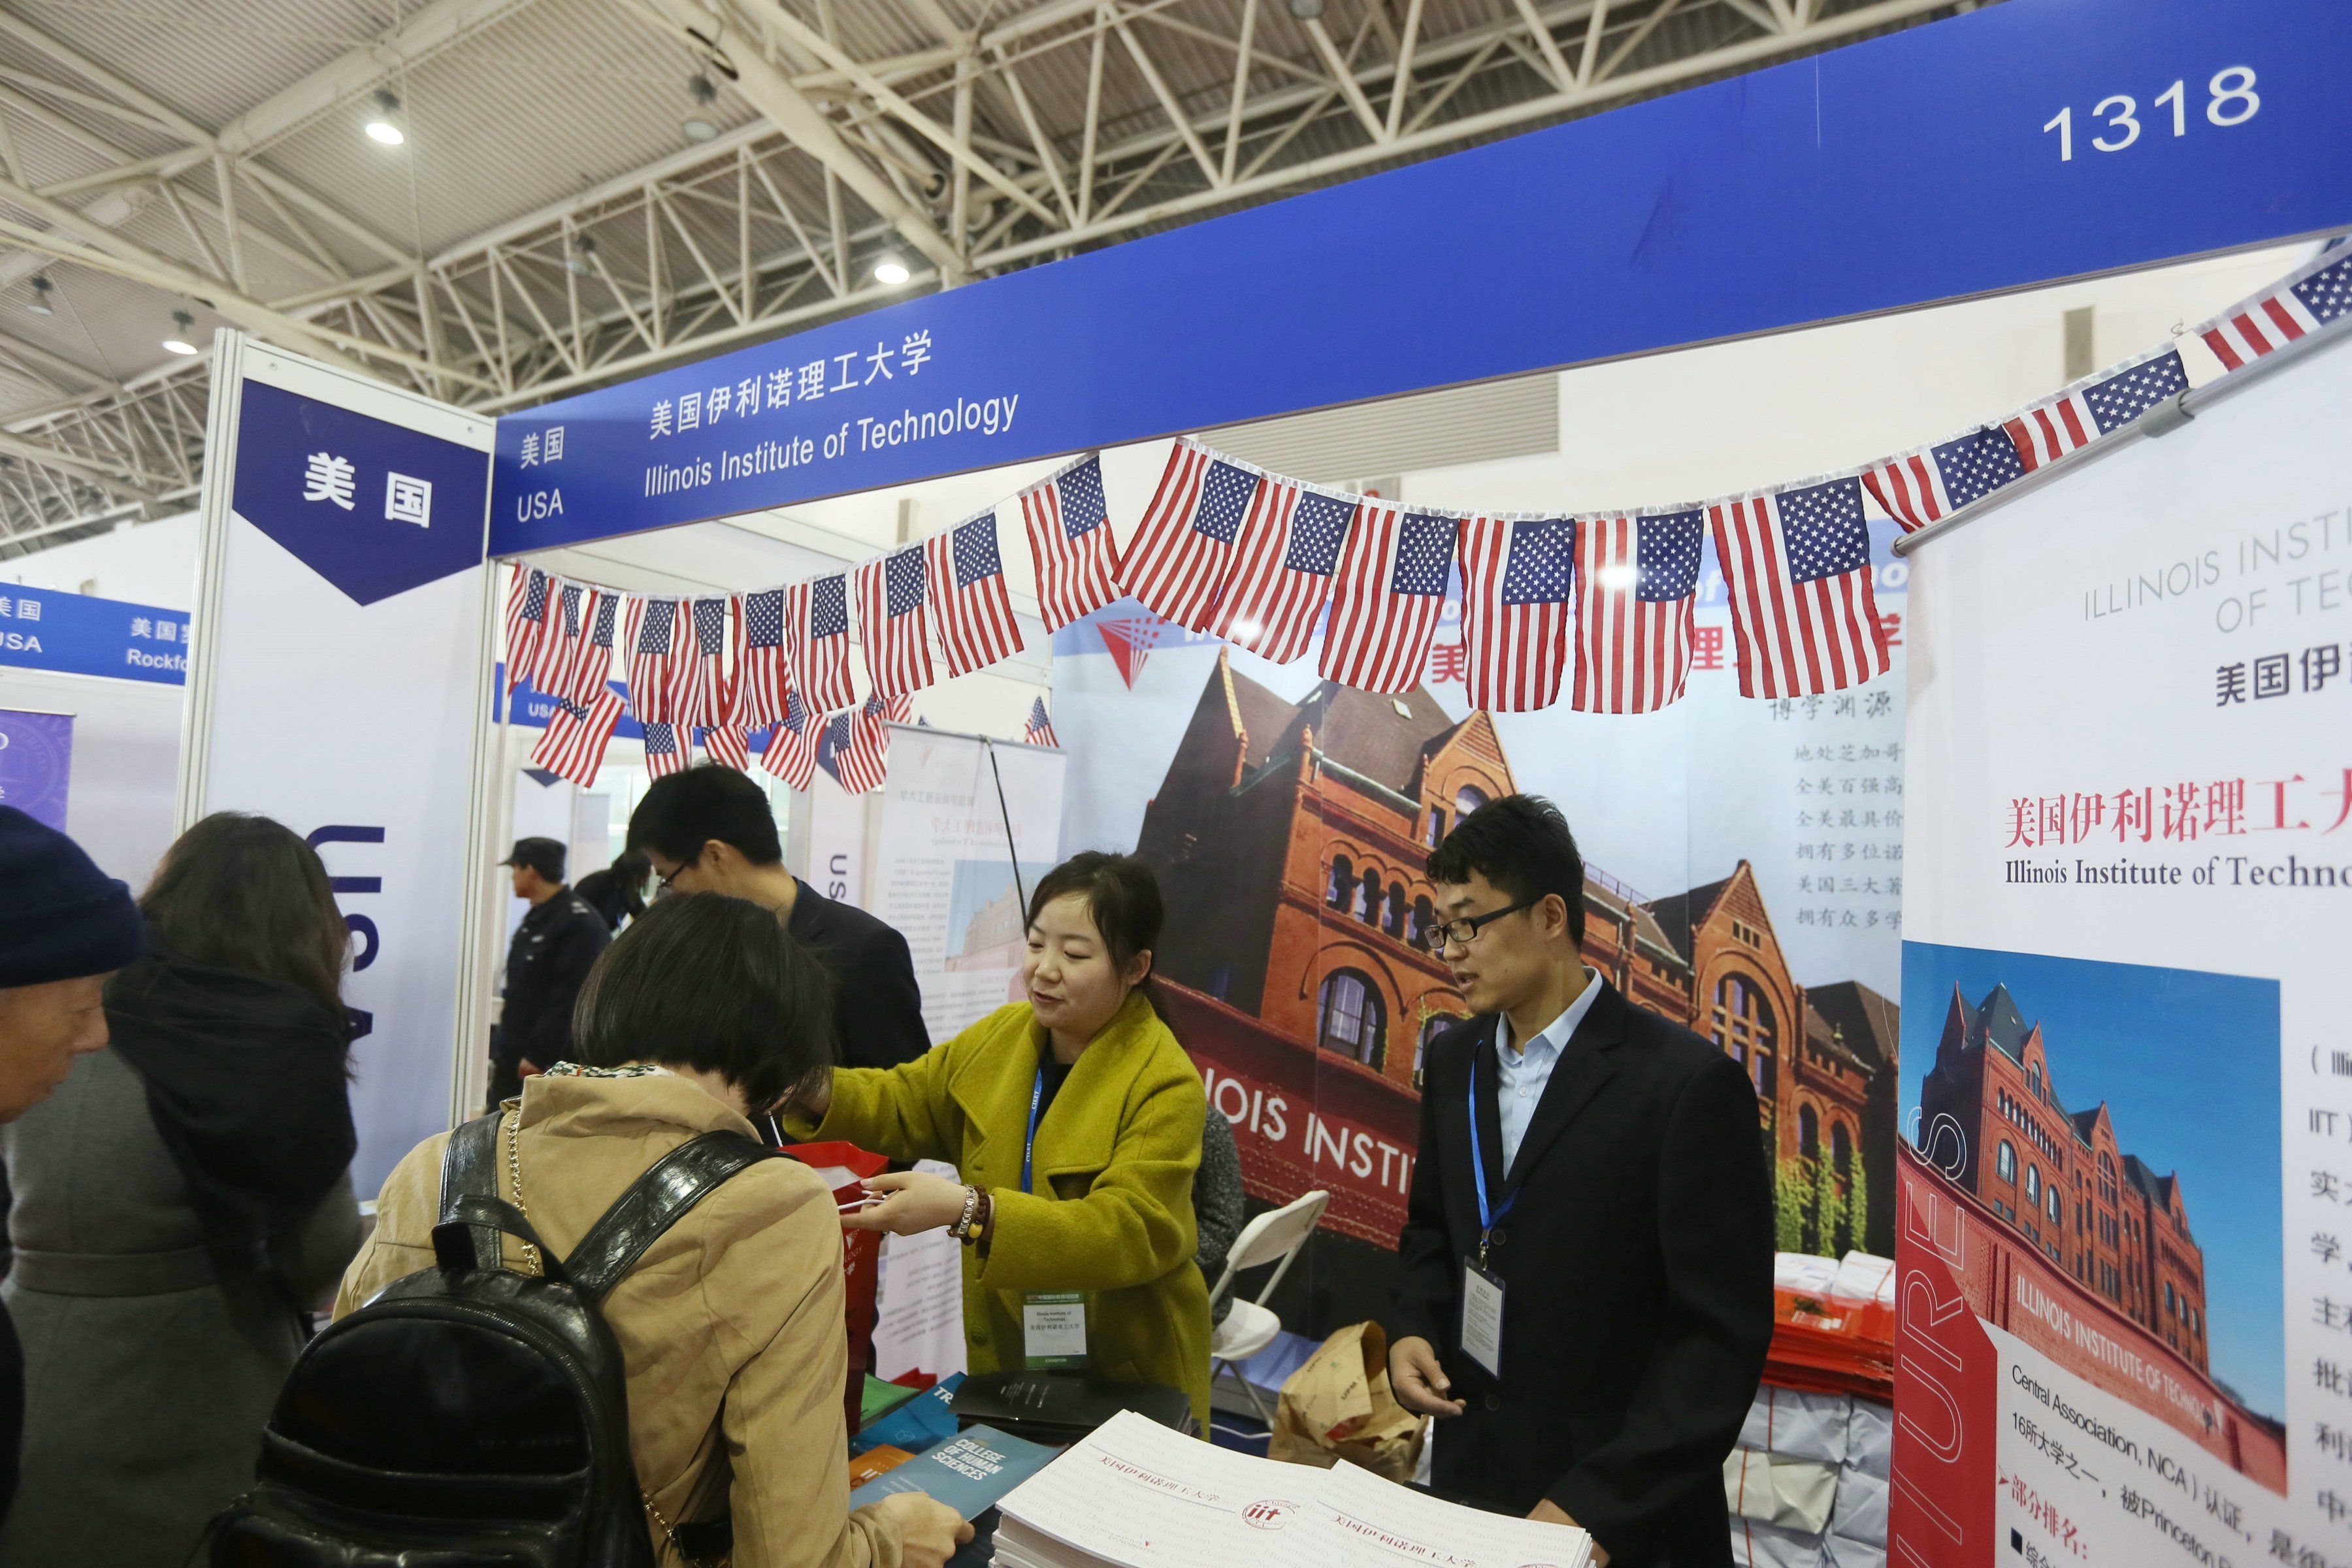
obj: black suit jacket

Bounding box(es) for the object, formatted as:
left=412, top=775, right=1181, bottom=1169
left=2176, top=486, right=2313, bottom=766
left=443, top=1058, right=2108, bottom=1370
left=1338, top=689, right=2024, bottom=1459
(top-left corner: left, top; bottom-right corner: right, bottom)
left=787, top=877, right=930, bottom=1070
left=1388, top=981, right=1774, bottom=1568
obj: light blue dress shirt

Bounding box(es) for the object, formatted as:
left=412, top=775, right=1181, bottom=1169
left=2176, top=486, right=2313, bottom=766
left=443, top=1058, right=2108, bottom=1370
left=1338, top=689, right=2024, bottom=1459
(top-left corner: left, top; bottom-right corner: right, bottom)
left=1494, top=969, right=1603, bottom=1173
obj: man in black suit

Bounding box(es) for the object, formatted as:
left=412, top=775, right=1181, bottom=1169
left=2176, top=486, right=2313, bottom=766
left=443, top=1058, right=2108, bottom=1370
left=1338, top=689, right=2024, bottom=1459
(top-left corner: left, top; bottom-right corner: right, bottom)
left=627, top=765, right=930, bottom=1072
left=1388, top=794, right=1773, bottom=1568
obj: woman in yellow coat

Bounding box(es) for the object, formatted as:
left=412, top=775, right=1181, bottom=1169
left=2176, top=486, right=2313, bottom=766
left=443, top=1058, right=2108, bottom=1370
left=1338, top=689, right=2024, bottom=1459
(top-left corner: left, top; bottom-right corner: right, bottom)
left=791, top=852, right=1211, bottom=1431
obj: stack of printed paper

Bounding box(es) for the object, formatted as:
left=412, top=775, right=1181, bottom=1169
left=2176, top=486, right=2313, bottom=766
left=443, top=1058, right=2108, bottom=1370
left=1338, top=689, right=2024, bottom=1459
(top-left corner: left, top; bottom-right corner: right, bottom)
left=992, top=1411, right=1592, bottom=1568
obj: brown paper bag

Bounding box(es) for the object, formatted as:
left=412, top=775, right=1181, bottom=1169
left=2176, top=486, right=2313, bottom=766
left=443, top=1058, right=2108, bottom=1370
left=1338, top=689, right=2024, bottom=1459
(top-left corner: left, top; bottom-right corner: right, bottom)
left=1267, top=1320, right=1425, bottom=1482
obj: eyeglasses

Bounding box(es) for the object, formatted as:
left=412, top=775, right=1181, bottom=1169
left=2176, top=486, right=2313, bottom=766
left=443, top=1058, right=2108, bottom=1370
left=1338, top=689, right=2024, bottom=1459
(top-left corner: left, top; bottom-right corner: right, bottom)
left=654, top=864, right=686, bottom=895
left=1430, top=894, right=1541, bottom=951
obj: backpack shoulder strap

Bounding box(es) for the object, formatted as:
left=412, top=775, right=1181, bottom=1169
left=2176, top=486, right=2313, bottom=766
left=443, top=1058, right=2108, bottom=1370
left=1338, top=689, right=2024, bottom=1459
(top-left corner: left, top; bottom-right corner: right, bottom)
left=564, top=1131, right=780, bottom=1303
left=437, top=1113, right=508, bottom=1270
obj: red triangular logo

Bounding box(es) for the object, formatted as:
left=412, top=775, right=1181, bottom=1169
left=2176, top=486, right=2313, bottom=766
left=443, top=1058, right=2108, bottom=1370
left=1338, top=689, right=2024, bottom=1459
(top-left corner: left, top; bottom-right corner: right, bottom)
left=1096, top=615, right=1164, bottom=688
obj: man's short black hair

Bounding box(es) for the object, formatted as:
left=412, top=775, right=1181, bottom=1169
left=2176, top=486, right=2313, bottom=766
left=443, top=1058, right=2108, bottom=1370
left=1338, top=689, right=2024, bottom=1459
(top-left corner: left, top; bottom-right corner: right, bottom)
left=1425, top=792, right=1586, bottom=947
left=571, top=893, right=832, bottom=1111
left=627, top=765, right=781, bottom=866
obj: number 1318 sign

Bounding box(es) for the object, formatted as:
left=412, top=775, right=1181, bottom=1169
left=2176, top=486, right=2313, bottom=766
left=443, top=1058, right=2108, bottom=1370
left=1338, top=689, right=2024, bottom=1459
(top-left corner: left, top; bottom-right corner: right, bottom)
left=2044, top=66, right=2260, bottom=161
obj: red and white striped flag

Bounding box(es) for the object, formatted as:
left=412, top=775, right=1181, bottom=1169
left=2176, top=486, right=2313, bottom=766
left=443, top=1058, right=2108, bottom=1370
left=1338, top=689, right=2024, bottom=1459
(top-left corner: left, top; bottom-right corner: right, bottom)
left=699, top=724, right=751, bottom=772
left=785, top=574, right=855, bottom=714
left=2002, top=346, right=2187, bottom=472
left=529, top=687, right=625, bottom=787
left=1571, top=510, right=1704, bottom=714
left=1709, top=478, right=1889, bottom=699
left=553, top=589, right=621, bottom=707
left=1117, top=439, right=1260, bottom=631
left=1023, top=696, right=1059, bottom=748
left=2198, top=250, right=2352, bottom=370
left=819, top=702, right=889, bottom=794
left=1018, top=454, right=1120, bottom=631
left=760, top=689, right=819, bottom=791
left=1318, top=502, right=1460, bottom=694
left=1455, top=514, right=1576, bottom=713
left=640, top=720, right=689, bottom=777
left=1207, top=480, right=1356, bottom=664
left=621, top=596, right=685, bottom=723
left=926, top=510, right=1027, bottom=676
left=1859, top=425, right=2025, bottom=534
left=879, top=692, right=913, bottom=724
left=733, top=589, right=791, bottom=727
left=856, top=546, right=936, bottom=699
left=674, top=596, right=734, bottom=728
left=502, top=564, right=553, bottom=693
left=531, top=580, right=592, bottom=696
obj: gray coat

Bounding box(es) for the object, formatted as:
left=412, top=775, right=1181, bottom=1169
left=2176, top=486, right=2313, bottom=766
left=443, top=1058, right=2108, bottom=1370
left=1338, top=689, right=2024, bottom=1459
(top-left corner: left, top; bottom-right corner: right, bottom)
left=0, top=1049, right=361, bottom=1568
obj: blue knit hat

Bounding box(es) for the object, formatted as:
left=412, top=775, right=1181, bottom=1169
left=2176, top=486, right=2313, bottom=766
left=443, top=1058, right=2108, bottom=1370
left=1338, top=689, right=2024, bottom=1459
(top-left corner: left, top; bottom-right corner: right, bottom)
left=0, top=806, right=145, bottom=987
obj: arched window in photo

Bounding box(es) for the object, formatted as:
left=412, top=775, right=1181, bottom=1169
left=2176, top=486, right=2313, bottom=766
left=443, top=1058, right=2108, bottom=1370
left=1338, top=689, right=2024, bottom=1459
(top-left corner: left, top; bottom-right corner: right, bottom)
left=1831, top=1122, right=1853, bottom=1178
left=1710, top=973, right=1777, bottom=1099
left=1316, top=970, right=1387, bottom=1070
left=1326, top=853, right=1353, bottom=909
left=1358, top=868, right=1382, bottom=924
left=1997, top=1141, right=2017, bottom=1181
left=1454, top=784, right=1489, bottom=819
left=1384, top=881, right=1406, bottom=938
left=1799, top=1105, right=1820, bottom=1161
left=1410, top=895, right=1434, bottom=950
left=2046, top=1186, right=2062, bottom=1224
left=2024, top=1165, right=2042, bottom=1204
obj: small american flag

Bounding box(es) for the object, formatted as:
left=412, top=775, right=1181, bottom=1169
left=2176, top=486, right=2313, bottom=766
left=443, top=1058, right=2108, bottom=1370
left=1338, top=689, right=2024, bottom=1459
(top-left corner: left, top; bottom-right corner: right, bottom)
left=2198, top=250, right=2352, bottom=370
left=1861, top=425, right=2025, bottom=534
left=1023, top=696, right=1059, bottom=747
left=1208, top=481, right=1355, bottom=664
left=760, top=689, right=819, bottom=791
left=699, top=724, right=751, bottom=772
left=532, top=581, right=591, bottom=698
left=674, top=596, right=734, bottom=727
left=529, top=687, right=625, bottom=788
left=503, top=565, right=552, bottom=693
left=1018, top=454, right=1120, bottom=630
left=2003, top=347, right=2187, bottom=471
left=786, top=574, right=855, bottom=714
left=1571, top=510, right=1704, bottom=713
left=621, top=596, right=684, bottom=722
left=880, top=692, right=913, bottom=724
left=641, top=720, right=687, bottom=777
left=819, top=702, right=889, bottom=795
left=1318, top=502, right=1460, bottom=693
left=734, top=589, right=791, bottom=727
left=1457, top=514, right=1576, bottom=713
left=553, top=589, right=621, bottom=708
left=856, top=546, right=935, bottom=698
left=1118, top=440, right=1261, bottom=631
left=926, top=510, right=1027, bottom=677
left=1710, top=478, right=1889, bottom=698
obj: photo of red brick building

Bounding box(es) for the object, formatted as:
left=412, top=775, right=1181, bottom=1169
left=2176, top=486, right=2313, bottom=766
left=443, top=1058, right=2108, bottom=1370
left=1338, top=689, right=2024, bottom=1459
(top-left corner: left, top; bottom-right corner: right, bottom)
left=1136, top=651, right=1896, bottom=1256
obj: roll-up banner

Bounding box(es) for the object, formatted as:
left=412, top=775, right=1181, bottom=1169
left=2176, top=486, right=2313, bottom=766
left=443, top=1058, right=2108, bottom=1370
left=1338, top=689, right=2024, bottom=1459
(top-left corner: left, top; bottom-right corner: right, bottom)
left=180, top=333, right=497, bottom=1196
left=1895, top=325, right=2352, bottom=1561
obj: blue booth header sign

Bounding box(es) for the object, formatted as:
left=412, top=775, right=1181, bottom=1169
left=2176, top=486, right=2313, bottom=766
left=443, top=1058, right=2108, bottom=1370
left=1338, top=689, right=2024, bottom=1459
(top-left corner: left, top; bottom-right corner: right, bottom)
left=490, top=0, right=2352, bottom=557
left=0, top=582, right=191, bottom=685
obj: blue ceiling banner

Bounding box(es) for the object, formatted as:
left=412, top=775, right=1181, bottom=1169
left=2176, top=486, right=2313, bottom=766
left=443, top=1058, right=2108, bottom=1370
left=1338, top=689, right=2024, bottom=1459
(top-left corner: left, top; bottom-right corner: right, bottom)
left=233, top=379, right=491, bottom=604
left=489, top=0, right=2352, bottom=557
left=0, top=582, right=192, bottom=684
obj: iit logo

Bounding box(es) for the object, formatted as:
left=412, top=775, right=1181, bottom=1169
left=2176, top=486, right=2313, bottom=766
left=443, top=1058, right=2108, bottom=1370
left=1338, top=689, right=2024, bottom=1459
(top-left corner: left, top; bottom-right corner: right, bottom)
left=1242, top=1499, right=1297, bottom=1530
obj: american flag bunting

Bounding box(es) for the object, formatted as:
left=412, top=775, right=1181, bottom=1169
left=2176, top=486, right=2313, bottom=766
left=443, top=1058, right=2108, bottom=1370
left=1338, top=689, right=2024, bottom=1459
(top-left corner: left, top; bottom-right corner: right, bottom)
left=1023, top=696, right=1059, bottom=747
left=1860, top=425, right=2025, bottom=534
left=819, top=701, right=890, bottom=795
left=926, top=510, right=1027, bottom=677
left=640, top=720, right=688, bottom=777
left=734, top=589, right=791, bottom=727
left=2198, top=249, right=2352, bottom=371
left=2002, top=347, right=2188, bottom=472
left=529, top=687, right=626, bottom=788
left=503, top=565, right=553, bottom=693
left=760, top=689, right=819, bottom=791
left=1018, top=455, right=1120, bottom=631
left=787, top=574, right=855, bottom=714
left=530, top=581, right=591, bottom=697
left=674, top=596, right=734, bottom=727
left=1456, top=515, right=1576, bottom=713
left=856, top=546, right=936, bottom=699
left=1710, top=478, right=1889, bottom=698
left=1207, top=480, right=1355, bottom=664
left=1571, top=510, right=1704, bottom=713
left=552, top=589, right=620, bottom=707
left=622, top=596, right=685, bottom=723
left=1117, top=439, right=1262, bottom=631
left=699, top=724, right=751, bottom=772
left=1318, top=502, right=1460, bottom=693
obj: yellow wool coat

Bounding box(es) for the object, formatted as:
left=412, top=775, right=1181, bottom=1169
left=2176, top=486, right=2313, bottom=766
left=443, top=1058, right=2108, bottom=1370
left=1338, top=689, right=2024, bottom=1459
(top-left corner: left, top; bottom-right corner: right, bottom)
left=804, top=992, right=1212, bottom=1430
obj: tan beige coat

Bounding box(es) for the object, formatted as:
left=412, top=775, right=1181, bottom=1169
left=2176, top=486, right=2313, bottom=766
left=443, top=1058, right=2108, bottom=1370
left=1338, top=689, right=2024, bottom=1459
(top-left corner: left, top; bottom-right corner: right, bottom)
left=337, top=1070, right=902, bottom=1568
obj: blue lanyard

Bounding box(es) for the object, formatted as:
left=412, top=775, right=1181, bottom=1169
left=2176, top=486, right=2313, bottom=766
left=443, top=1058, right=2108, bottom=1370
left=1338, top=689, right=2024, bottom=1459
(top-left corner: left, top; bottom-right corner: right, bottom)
left=1021, top=1065, right=1045, bottom=1196
left=1467, top=1045, right=1518, bottom=1252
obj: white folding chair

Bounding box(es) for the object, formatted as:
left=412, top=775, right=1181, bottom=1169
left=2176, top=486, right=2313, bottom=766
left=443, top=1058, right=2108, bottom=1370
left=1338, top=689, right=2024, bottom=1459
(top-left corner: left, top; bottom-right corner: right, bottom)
left=1205, top=1188, right=1328, bottom=1426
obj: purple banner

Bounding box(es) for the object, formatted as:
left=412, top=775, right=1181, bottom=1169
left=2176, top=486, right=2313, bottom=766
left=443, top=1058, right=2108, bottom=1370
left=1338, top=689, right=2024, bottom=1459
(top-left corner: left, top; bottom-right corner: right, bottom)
left=0, top=708, right=74, bottom=830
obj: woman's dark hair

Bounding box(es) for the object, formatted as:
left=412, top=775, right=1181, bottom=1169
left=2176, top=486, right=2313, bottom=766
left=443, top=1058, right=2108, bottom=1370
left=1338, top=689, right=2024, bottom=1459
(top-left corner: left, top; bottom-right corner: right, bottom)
left=571, top=894, right=832, bottom=1111
left=1025, top=852, right=1168, bottom=1019
left=140, top=813, right=350, bottom=1019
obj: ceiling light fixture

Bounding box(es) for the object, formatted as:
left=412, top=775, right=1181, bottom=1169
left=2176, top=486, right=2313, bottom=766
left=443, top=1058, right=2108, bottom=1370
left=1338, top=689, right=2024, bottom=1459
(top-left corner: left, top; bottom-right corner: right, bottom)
left=1288, top=0, right=1325, bottom=18
left=364, top=89, right=405, bottom=146
left=683, top=73, right=719, bottom=142
left=566, top=235, right=598, bottom=278
left=873, top=255, right=911, bottom=286
left=161, top=310, right=199, bottom=356
left=25, top=276, right=53, bottom=316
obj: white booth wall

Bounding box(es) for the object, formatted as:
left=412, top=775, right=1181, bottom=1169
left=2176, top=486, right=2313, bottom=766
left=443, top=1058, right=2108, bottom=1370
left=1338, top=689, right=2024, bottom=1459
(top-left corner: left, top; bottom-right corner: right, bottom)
left=0, top=664, right=180, bottom=887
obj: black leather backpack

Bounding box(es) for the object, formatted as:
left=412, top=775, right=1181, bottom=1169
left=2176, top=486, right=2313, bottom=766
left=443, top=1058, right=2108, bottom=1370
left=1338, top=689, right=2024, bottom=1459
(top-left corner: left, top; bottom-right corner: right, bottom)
left=203, top=1114, right=776, bottom=1567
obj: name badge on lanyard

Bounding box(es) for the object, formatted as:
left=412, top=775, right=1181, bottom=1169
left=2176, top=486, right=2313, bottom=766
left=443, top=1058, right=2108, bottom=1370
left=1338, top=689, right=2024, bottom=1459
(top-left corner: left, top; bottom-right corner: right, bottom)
left=1019, top=1062, right=1088, bottom=1370
left=1462, top=1047, right=1515, bottom=1379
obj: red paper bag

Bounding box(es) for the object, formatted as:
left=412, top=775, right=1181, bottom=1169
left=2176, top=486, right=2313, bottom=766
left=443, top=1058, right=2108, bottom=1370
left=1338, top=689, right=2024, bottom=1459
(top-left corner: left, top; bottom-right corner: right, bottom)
left=779, top=1140, right=889, bottom=1431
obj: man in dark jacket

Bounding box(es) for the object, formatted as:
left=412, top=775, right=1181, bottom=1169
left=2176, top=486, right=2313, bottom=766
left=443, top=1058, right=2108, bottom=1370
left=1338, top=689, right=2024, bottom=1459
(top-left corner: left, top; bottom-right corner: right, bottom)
left=1388, top=795, right=1774, bottom=1568
left=627, top=766, right=929, bottom=1073
left=491, top=837, right=609, bottom=1107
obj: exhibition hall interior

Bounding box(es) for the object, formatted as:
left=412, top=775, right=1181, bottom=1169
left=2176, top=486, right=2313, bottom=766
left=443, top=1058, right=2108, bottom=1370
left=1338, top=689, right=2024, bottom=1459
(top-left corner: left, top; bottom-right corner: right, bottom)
left=0, top=1, right=2345, bottom=1565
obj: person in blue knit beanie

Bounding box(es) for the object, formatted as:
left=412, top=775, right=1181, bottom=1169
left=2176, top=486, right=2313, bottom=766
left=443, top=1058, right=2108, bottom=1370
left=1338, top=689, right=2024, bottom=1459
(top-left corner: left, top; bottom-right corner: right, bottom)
left=0, top=804, right=144, bottom=1525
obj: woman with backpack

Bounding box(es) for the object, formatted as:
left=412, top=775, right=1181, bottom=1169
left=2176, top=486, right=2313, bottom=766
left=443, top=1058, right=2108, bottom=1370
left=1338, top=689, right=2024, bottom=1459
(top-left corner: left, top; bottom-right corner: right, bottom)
left=0, top=813, right=363, bottom=1568
left=334, top=894, right=970, bottom=1568
left=790, top=852, right=1213, bottom=1432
